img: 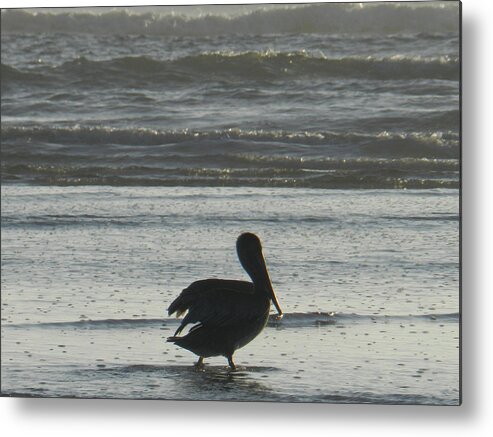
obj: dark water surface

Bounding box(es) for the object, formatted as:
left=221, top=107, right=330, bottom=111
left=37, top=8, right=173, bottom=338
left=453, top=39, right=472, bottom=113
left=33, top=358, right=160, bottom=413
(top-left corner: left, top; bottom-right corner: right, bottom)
left=1, top=4, right=459, bottom=189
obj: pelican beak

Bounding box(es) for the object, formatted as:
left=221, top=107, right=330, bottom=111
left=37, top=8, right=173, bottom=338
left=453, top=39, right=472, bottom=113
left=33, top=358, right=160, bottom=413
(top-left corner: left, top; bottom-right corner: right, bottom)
left=249, top=246, right=284, bottom=320
left=270, top=288, right=283, bottom=320
left=258, top=253, right=283, bottom=319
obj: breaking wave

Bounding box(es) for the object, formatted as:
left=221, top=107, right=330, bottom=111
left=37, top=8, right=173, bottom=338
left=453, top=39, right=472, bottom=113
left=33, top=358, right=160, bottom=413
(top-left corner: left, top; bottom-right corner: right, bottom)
left=1, top=4, right=460, bottom=36
left=1, top=125, right=460, bottom=189
left=1, top=125, right=460, bottom=156
left=1, top=52, right=460, bottom=87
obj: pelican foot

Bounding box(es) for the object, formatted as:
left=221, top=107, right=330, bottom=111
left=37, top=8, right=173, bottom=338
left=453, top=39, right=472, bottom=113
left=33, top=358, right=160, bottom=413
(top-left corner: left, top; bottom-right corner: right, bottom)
left=227, top=355, right=237, bottom=371
left=194, top=356, right=205, bottom=369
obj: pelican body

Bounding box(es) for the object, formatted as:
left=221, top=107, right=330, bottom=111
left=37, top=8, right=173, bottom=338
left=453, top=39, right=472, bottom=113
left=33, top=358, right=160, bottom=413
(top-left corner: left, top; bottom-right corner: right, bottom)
left=167, top=233, right=282, bottom=369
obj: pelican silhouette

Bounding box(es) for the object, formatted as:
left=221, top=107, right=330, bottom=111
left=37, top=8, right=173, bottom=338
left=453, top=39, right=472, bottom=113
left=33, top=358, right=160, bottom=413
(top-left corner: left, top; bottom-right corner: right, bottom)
left=167, top=232, right=283, bottom=370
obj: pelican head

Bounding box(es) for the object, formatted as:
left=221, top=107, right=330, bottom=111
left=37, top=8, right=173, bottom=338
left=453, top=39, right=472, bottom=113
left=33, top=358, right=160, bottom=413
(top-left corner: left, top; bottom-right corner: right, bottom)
left=236, top=233, right=283, bottom=317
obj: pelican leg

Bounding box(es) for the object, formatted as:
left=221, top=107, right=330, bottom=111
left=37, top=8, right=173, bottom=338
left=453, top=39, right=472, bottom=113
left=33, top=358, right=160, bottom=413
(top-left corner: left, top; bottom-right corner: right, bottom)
left=227, top=355, right=237, bottom=371
left=195, top=356, right=204, bottom=368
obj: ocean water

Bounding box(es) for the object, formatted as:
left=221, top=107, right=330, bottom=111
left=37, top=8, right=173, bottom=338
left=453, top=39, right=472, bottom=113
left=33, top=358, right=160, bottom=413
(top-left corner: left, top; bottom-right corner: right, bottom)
left=1, top=3, right=460, bottom=404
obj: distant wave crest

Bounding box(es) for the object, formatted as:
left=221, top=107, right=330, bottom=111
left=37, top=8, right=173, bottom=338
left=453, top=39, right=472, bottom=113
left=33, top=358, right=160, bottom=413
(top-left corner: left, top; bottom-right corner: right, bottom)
left=1, top=125, right=460, bottom=158
left=1, top=4, right=459, bottom=36
left=1, top=52, right=460, bottom=86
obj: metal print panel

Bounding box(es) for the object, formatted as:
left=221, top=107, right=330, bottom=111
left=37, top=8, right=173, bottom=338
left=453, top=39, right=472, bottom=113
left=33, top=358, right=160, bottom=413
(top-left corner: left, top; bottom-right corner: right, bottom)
left=0, top=1, right=461, bottom=404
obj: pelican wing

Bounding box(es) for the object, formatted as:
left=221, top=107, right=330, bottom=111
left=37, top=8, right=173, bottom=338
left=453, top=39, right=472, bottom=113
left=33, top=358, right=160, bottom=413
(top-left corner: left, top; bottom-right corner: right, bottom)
left=168, top=279, right=260, bottom=335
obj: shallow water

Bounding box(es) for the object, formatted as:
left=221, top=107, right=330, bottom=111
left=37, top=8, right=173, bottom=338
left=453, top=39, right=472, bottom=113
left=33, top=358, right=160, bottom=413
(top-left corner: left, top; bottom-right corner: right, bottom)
left=1, top=186, right=459, bottom=404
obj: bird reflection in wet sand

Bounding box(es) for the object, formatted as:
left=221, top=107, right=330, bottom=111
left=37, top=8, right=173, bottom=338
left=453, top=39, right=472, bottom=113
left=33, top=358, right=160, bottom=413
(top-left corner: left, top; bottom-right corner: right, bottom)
left=167, top=233, right=283, bottom=370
